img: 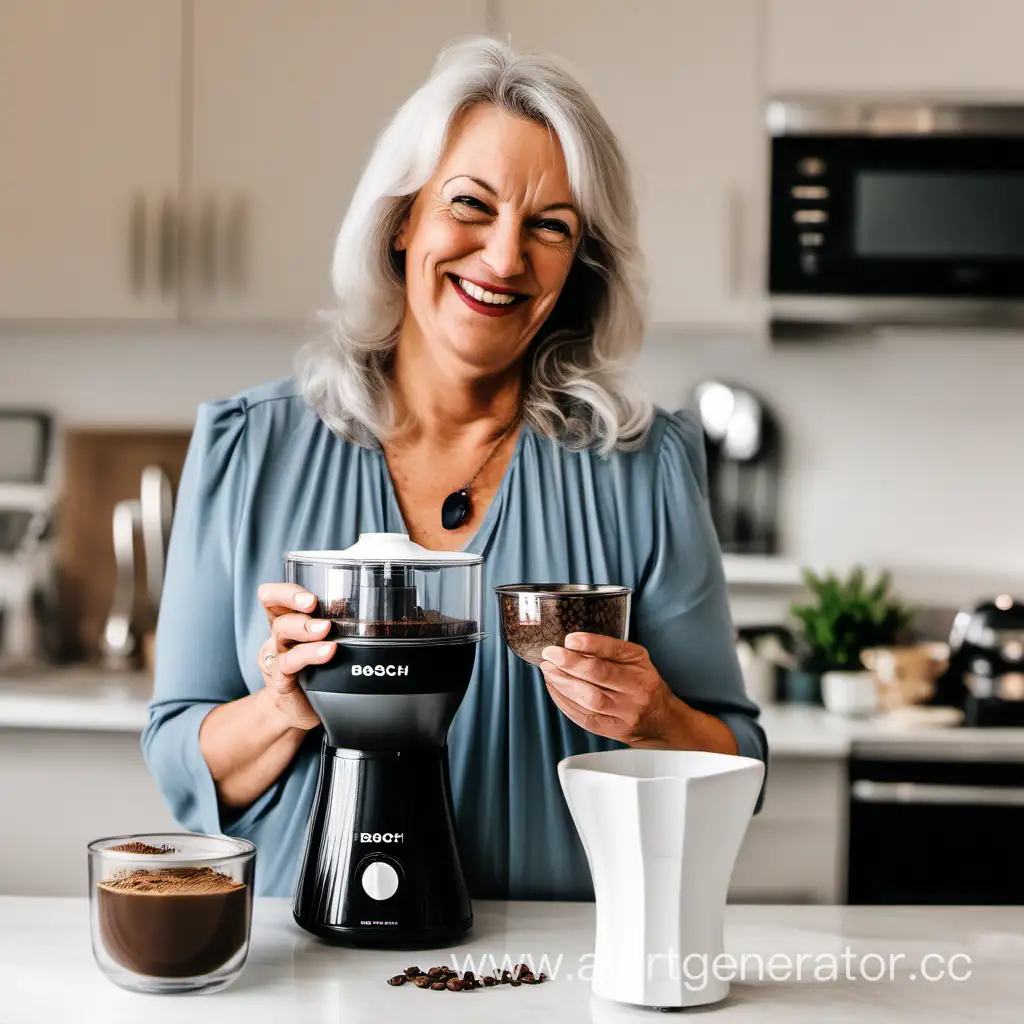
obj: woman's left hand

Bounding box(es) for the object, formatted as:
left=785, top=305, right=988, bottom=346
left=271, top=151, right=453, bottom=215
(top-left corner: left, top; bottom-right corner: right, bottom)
left=540, top=633, right=737, bottom=754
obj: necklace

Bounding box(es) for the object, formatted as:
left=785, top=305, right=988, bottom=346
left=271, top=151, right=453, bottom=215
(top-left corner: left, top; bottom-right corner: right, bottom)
left=441, top=411, right=522, bottom=530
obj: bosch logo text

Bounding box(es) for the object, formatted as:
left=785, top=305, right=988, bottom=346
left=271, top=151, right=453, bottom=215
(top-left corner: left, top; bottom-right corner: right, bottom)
left=357, top=832, right=404, bottom=843
left=351, top=664, right=409, bottom=676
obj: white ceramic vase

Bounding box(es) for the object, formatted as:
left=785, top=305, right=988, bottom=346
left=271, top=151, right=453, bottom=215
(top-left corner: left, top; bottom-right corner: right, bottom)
left=558, top=749, right=765, bottom=1009
left=822, top=669, right=878, bottom=716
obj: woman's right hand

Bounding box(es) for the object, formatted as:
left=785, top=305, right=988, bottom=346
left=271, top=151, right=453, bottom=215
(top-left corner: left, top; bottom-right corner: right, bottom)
left=256, top=583, right=336, bottom=732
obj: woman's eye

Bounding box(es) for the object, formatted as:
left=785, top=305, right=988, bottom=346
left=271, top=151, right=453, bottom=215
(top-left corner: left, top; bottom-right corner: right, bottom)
left=536, top=219, right=571, bottom=237
left=452, top=195, right=489, bottom=212
left=448, top=198, right=570, bottom=238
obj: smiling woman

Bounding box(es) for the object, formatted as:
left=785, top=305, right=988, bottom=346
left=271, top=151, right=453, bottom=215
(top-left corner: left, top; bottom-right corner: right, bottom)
left=142, top=35, right=768, bottom=902
left=301, top=38, right=650, bottom=466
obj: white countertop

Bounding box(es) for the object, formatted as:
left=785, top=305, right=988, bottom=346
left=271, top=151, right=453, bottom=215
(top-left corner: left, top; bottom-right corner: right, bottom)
left=0, top=666, right=152, bottom=731
left=1, top=897, right=1020, bottom=1023
left=2, top=668, right=1023, bottom=760
left=758, top=704, right=1024, bottom=761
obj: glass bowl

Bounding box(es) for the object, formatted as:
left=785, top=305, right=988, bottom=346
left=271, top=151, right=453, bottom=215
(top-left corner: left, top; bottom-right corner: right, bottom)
left=88, top=832, right=255, bottom=994
left=495, top=584, right=632, bottom=666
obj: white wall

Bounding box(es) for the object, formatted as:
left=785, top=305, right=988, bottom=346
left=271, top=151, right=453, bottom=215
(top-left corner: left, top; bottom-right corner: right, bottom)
left=639, top=327, right=1024, bottom=603
left=0, top=324, right=299, bottom=426
left=4, top=323, right=1023, bottom=605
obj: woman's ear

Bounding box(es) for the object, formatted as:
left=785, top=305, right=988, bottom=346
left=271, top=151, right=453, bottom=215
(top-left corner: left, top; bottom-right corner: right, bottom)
left=389, top=222, right=408, bottom=277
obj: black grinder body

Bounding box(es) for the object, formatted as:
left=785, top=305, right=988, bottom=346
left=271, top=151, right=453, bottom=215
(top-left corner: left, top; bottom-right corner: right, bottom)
left=293, top=639, right=478, bottom=947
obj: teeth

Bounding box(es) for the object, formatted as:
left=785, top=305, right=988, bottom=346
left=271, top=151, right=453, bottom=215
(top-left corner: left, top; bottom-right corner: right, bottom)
left=457, top=277, right=517, bottom=305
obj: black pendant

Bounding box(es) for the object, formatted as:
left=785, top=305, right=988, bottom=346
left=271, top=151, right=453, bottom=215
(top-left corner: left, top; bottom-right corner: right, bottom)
left=441, top=488, right=471, bottom=530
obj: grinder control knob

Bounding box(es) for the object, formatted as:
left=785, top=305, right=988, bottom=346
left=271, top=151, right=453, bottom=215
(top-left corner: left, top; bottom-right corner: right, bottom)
left=360, top=860, right=399, bottom=901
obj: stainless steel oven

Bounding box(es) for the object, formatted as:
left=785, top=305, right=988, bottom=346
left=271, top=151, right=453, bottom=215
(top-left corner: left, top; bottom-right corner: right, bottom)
left=768, top=99, right=1024, bottom=332
left=847, top=746, right=1024, bottom=905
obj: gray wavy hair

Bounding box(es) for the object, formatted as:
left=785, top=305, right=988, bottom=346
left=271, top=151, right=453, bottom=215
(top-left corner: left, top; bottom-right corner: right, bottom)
left=296, top=35, right=653, bottom=455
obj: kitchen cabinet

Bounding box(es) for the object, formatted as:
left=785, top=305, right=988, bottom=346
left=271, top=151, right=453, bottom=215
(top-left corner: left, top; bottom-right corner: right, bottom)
left=768, top=0, right=1024, bottom=95
left=185, top=0, right=487, bottom=321
left=4, top=0, right=768, bottom=329
left=0, top=0, right=486, bottom=324
left=0, top=728, right=178, bottom=896
left=497, top=0, right=767, bottom=329
left=0, top=0, right=182, bottom=320
left=729, top=756, right=846, bottom=903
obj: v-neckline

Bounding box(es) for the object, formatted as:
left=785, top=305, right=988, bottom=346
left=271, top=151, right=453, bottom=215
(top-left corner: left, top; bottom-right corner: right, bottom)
left=377, top=420, right=531, bottom=554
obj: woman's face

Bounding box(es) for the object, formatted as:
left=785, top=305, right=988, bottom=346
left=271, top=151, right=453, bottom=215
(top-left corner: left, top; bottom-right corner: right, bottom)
left=394, top=103, right=582, bottom=376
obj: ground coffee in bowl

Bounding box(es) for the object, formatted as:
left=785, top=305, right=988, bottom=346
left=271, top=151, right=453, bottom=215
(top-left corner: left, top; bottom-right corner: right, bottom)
left=324, top=597, right=478, bottom=640
left=97, top=866, right=249, bottom=978
left=88, top=833, right=255, bottom=994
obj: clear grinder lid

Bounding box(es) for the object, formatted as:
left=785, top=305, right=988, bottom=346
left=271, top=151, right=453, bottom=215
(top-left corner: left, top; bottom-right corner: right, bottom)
left=285, top=533, right=483, bottom=644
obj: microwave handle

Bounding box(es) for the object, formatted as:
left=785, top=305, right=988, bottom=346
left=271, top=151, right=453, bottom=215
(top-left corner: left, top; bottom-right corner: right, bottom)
left=852, top=780, right=1024, bottom=807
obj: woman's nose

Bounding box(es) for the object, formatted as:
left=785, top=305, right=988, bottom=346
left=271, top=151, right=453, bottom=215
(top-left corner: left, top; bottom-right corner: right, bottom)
left=480, top=220, right=526, bottom=281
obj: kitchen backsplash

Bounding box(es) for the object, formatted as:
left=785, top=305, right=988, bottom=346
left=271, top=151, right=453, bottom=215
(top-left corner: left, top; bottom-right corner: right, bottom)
left=3, top=324, right=1023, bottom=598
left=58, top=428, right=191, bottom=662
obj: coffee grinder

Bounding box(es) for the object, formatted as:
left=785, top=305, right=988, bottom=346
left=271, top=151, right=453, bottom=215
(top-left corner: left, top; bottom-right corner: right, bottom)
left=285, top=533, right=484, bottom=946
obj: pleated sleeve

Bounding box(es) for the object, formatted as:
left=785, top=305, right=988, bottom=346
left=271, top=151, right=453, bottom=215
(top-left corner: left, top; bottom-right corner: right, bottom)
left=141, top=397, right=278, bottom=836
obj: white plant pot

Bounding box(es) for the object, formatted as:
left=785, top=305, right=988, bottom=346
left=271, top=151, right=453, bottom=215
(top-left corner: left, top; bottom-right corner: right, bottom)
left=822, top=669, right=879, bottom=717
left=557, top=749, right=764, bottom=1009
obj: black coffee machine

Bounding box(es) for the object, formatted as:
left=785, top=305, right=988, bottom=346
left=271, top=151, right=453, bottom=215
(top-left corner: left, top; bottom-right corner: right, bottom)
left=285, top=533, right=484, bottom=946
left=691, top=380, right=782, bottom=555
left=939, top=596, right=1024, bottom=727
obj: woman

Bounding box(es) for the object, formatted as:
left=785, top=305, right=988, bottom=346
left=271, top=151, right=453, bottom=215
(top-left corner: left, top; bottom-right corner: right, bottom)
left=143, top=36, right=767, bottom=900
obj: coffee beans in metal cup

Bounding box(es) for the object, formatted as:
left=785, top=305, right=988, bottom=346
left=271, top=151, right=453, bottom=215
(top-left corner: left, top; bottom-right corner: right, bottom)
left=495, top=584, right=631, bottom=666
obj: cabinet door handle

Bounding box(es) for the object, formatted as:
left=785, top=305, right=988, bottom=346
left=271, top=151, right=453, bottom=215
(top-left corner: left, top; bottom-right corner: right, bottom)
left=198, top=195, right=217, bottom=293
left=852, top=780, right=1024, bottom=807
left=225, top=194, right=249, bottom=292
left=157, top=195, right=180, bottom=294
left=128, top=193, right=147, bottom=294
left=727, top=185, right=744, bottom=299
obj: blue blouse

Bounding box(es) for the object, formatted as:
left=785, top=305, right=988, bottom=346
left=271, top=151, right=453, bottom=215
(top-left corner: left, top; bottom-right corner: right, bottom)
left=142, top=376, right=768, bottom=900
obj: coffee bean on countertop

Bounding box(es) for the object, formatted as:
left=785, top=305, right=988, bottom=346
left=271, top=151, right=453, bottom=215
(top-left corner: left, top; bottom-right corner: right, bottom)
left=390, top=963, right=548, bottom=992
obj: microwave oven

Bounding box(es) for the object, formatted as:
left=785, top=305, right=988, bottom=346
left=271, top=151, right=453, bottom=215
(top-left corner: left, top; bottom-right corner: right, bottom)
left=768, top=99, right=1024, bottom=332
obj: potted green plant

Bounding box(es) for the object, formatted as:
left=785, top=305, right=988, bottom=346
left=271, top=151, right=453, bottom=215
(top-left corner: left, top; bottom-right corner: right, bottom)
left=785, top=566, right=913, bottom=713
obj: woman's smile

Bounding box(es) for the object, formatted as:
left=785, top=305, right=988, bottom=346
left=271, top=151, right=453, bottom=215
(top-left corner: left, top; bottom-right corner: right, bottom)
left=447, top=273, right=528, bottom=317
